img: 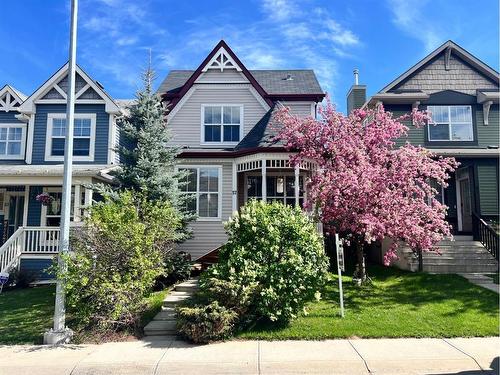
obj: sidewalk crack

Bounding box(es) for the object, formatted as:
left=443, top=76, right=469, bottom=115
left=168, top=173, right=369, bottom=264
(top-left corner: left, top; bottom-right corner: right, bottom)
left=348, top=340, right=372, bottom=374
left=442, top=338, right=485, bottom=372
left=69, top=345, right=98, bottom=375
left=152, top=338, right=175, bottom=375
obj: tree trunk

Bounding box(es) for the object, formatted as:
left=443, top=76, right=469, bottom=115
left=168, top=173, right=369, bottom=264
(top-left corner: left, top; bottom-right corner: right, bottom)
left=353, top=239, right=367, bottom=285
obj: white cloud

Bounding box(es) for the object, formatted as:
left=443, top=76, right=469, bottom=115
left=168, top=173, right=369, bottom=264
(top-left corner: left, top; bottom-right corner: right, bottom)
left=261, top=0, right=299, bottom=21
left=387, top=0, right=443, bottom=51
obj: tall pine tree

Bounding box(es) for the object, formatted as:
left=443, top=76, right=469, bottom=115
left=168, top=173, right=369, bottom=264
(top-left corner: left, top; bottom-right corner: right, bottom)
left=116, top=66, right=194, bottom=231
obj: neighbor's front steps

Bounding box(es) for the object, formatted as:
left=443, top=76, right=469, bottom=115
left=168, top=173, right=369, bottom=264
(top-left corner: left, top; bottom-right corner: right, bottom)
left=143, top=278, right=199, bottom=337
left=404, top=235, right=499, bottom=274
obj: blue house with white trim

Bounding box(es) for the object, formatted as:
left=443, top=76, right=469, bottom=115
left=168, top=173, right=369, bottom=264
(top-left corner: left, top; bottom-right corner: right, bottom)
left=0, top=64, right=122, bottom=279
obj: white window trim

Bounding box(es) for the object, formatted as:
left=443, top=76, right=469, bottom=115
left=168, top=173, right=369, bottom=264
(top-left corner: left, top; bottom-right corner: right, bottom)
left=176, top=165, right=223, bottom=221
left=200, top=104, right=244, bottom=147
left=244, top=171, right=306, bottom=203
left=45, top=113, right=96, bottom=162
left=427, top=105, right=474, bottom=142
left=0, top=123, right=27, bottom=160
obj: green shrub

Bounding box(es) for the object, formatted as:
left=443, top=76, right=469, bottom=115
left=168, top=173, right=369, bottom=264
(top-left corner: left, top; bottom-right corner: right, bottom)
left=165, top=251, right=192, bottom=283
left=176, top=301, right=238, bottom=344
left=5, top=267, right=36, bottom=289
left=207, top=200, right=329, bottom=324
left=55, top=190, right=184, bottom=331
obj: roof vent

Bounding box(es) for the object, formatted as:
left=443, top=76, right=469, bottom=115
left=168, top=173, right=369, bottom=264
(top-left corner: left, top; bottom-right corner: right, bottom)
left=284, top=74, right=293, bottom=81
left=95, top=80, right=105, bottom=90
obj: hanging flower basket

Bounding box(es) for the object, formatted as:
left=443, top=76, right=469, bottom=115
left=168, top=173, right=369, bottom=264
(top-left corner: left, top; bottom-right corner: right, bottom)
left=36, top=193, right=55, bottom=207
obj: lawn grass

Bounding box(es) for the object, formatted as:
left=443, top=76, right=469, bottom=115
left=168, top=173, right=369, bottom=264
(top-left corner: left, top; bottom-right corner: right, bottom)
left=238, top=265, right=499, bottom=340
left=0, top=285, right=56, bottom=345
left=0, top=285, right=168, bottom=345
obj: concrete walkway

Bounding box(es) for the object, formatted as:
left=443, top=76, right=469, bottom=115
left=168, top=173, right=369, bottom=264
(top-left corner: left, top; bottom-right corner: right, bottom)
left=0, top=337, right=498, bottom=374
left=459, top=273, right=500, bottom=293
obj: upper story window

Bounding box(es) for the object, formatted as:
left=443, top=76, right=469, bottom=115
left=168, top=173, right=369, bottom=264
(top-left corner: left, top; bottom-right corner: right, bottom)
left=427, top=105, right=473, bottom=142
left=0, top=124, right=26, bottom=160
left=178, top=166, right=221, bottom=220
left=45, top=113, right=96, bottom=161
left=202, top=105, right=242, bottom=144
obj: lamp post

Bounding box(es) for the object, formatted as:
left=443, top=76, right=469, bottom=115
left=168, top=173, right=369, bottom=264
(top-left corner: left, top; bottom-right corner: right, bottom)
left=43, top=0, right=78, bottom=345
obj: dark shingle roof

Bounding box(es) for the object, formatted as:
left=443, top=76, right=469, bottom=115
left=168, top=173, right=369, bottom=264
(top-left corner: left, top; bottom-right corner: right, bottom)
left=235, top=105, right=284, bottom=150
left=157, top=70, right=323, bottom=95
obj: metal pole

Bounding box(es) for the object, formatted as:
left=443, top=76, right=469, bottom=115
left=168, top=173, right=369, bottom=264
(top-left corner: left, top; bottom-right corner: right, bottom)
left=335, top=234, right=345, bottom=318
left=44, top=0, right=78, bottom=344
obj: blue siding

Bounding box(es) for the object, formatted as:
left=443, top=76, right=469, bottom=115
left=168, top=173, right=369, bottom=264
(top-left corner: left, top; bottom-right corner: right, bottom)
left=27, top=186, right=43, bottom=226
left=0, top=111, right=23, bottom=124
left=19, top=258, right=55, bottom=280
left=32, top=104, right=109, bottom=164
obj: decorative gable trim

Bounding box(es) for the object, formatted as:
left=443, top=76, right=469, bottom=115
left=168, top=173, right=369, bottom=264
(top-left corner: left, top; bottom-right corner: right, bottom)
left=202, top=46, right=242, bottom=72
left=0, top=85, right=25, bottom=112
left=380, top=40, right=499, bottom=93
left=18, top=63, right=121, bottom=114
left=162, top=40, right=273, bottom=109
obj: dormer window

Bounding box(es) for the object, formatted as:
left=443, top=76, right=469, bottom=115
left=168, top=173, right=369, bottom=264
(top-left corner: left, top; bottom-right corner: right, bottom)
left=201, top=105, right=243, bottom=145
left=427, top=105, right=473, bottom=142
left=45, top=113, right=96, bottom=161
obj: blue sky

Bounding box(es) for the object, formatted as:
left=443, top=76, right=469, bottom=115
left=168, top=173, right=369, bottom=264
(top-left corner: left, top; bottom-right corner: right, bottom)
left=1, top=0, right=498, bottom=112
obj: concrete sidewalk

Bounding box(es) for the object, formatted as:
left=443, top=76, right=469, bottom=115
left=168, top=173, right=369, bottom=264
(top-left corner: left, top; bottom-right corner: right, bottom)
left=0, top=337, right=498, bottom=375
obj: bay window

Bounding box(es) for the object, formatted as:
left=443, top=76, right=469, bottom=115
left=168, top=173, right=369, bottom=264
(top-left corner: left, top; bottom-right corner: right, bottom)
left=427, top=105, right=473, bottom=141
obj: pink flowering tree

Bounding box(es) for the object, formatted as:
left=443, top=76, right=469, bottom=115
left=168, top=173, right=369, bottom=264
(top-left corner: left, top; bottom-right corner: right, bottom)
left=275, top=101, right=458, bottom=283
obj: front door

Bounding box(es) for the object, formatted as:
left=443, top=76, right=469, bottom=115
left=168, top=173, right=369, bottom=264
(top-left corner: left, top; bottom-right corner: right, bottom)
left=457, top=168, right=472, bottom=232
left=5, top=193, right=25, bottom=238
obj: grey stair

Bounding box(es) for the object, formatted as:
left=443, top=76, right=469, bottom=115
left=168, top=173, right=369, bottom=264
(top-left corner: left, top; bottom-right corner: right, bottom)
left=144, top=277, right=199, bottom=337
left=424, top=263, right=499, bottom=274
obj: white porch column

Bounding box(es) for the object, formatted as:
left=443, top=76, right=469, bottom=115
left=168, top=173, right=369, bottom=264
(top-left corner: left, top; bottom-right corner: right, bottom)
left=84, top=187, right=93, bottom=216
left=23, top=185, right=30, bottom=226
left=232, top=161, right=237, bottom=213
left=261, top=158, right=267, bottom=202
left=294, top=166, right=300, bottom=207
left=73, top=184, right=81, bottom=222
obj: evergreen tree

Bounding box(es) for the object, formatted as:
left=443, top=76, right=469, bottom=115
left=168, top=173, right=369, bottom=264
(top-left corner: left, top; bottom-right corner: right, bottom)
left=115, top=66, right=194, bottom=233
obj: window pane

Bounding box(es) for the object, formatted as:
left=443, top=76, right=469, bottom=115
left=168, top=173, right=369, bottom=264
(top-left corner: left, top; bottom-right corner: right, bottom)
left=428, top=106, right=448, bottom=123
left=223, top=107, right=232, bottom=124
left=73, top=138, right=90, bottom=156
left=286, top=176, right=295, bottom=196
left=0, top=142, right=5, bottom=154
left=74, top=118, right=91, bottom=137
left=179, top=168, right=197, bottom=192
left=199, top=193, right=208, bottom=217
left=247, top=176, right=262, bottom=197
left=223, top=125, right=239, bottom=142
left=183, top=193, right=196, bottom=213
left=208, top=193, right=218, bottom=217
left=429, top=123, right=450, bottom=141
left=47, top=193, right=62, bottom=216
left=451, top=123, right=473, bottom=141
left=223, top=106, right=240, bottom=124
left=204, top=125, right=221, bottom=142
left=199, top=168, right=218, bottom=192
left=450, top=106, right=471, bottom=123
left=267, top=176, right=277, bottom=197
left=7, top=142, right=21, bottom=155
left=8, top=128, right=22, bottom=141
left=204, top=106, right=221, bottom=124
left=51, top=138, right=66, bottom=156
left=0, top=129, right=7, bottom=140
left=53, top=119, right=66, bottom=136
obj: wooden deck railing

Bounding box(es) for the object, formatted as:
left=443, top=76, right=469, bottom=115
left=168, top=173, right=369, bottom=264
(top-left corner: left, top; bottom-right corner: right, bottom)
left=472, top=212, right=499, bottom=263
left=0, top=227, right=61, bottom=273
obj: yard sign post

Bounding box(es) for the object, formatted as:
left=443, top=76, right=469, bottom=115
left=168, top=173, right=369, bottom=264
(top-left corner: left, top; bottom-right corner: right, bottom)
left=43, top=0, right=78, bottom=345
left=335, top=234, right=345, bottom=318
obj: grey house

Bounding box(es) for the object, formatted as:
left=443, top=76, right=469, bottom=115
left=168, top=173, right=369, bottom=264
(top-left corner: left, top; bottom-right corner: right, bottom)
left=158, top=40, right=324, bottom=261
left=348, top=40, right=499, bottom=273
left=0, top=64, right=122, bottom=278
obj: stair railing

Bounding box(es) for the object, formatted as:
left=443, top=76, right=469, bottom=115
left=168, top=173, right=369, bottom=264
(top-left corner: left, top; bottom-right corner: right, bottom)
left=0, top=227, right=25, bottom=273
left=472, top=212, right=499, bottom=263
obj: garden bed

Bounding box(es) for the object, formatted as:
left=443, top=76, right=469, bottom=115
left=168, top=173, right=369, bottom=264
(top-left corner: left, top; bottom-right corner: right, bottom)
left=238, top=265, right=499, bottom=340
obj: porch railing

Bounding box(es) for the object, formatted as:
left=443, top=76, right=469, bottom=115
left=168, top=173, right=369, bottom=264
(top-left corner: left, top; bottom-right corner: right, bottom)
left=472, top=212, right=499, bottom=263
left=0, top=226, right=61, bottom=273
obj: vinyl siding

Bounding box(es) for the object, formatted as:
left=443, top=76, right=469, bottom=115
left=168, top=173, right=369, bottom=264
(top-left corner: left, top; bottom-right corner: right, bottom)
left=175, top=159, right=233, bottom=260
left=476, top=105, right=499, bottom=148
left=31, top=104, right=110, bottom=164
left=167, top=85, right=268, bottom=148
left=0, top=111, right=23, bottom=124
left=477, top=162, right=499, bottom=216
left=347, top=86, right=366, bottom=113
left=393, top=52, right=497, bottom=95
left=282, top=101, right=314, bottom=116
left=196, top=70, right=249, bottom=83
left=385, top=104, right=426, bottom=147
left=27, top=186, right=43, bottom=226
left=20, top=258, right=54, bottom=280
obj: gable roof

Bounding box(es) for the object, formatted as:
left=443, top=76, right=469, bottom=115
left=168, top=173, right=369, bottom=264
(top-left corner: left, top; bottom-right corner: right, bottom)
left=380, top=40, right=499, bottom=93
left=18, top=62, right=121, bottom=114
left=158, top=69, right=324, bottom=96
left=159, top=40, right=325, bottom=109
left=0, top=84, right=27, bottom=112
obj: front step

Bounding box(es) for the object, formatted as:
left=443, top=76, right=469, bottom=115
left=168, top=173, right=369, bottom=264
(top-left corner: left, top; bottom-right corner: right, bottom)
left=423, top=263, right=499, bottom=274
left=143, top=277, right=199, bottom=337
